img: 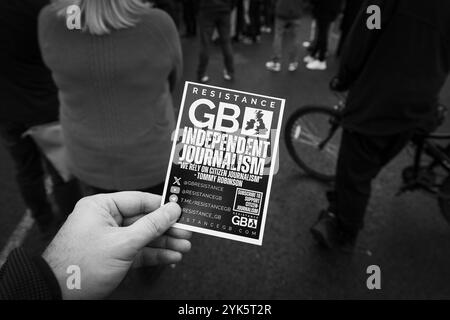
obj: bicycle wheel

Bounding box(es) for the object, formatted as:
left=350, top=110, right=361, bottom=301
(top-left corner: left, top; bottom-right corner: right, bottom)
left=285, top=105, right=342, bottom=182
left=438, top=175, right=450, bottom=226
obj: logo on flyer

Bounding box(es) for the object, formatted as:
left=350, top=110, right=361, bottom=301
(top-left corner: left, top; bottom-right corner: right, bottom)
left=241, top=107, right=273, bottom=139
left=232, top=215, right=258, bottom=229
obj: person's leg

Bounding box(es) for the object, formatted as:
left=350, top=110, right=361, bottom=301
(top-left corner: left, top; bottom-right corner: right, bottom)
left=268, top=0, right=275, bottom=28
left=197, top=12, right=216, bottom=80
left=288, top=18, right=302, bottom=64
left=217, top=12, right=235, bottom=77
left=249, top=0, right=261, bottom=42
left=315, top=16, right=332, bottom=62
left=271, top=17, right=285, bottom=62
left=183, top=0, right=193, bottom=36
left=305, top=19, right=318, bottom=58
left=192, top=0, right=198, bottom=35
left=173, top=0, right=182, bottom=30
left=262, top=0, right=272, bottom=29
left=234, top=0, right=245, bottom=41
left=312, top=130, right=386, bottom=250
left=335, top=130, right=413, bottom=234
left=0, top=122, right=54, bottom=229
left=333, top=131, right=384, bottom=234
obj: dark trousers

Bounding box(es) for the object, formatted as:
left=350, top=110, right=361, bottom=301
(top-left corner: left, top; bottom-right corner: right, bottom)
left=308, top=16, right=333, bottom=61
left=248, top=0, right=261, bottom=41
left=262, top=0, right=274, bottom=27
left=0, top=121, right=81, bottom=222
left=234, top=0, right=245, bottom=39
left=182, top=0, right=197, bottom=36
left=80, top=181, right=165, bottom=197
left=329, top=129, right=414, bottom=233
left=197, top=11, right=234, bottom=78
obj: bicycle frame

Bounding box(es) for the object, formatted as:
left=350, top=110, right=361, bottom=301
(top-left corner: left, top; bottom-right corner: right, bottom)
left=317, top=95, right=345, bottom=151
left=413, top=134, right=450, bottom=175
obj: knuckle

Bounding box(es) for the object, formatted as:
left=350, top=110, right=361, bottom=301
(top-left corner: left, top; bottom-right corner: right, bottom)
left=144, top=217, right=162, bottom=235
left=73, top=197, right=91, bottom=213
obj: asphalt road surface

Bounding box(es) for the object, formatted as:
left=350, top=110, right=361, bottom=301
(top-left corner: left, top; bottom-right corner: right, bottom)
left=1, top=21, right=449, bottom=299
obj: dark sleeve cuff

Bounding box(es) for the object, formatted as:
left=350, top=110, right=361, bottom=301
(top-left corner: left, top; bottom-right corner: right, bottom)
left=0, top=248, right=62, bottom=300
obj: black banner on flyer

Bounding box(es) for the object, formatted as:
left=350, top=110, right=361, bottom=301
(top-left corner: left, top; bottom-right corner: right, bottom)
left=162, top=82, right=285, bottom=245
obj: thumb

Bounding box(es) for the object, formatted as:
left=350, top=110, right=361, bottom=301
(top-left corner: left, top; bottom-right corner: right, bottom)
left=127, top=202, right=181, bottom=248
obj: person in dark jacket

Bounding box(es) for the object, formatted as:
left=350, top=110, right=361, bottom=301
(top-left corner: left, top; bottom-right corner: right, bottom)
left=197, top=0, right=235, bottom=83
left=304, top=0, right=343, bottom=70
left=0, top=192, right=192, bottom=300
left=311, top=0, right=450, bottom=252
left=265, top=0, right=307, bottom=72
left=0, top=0, right=81, bottom=235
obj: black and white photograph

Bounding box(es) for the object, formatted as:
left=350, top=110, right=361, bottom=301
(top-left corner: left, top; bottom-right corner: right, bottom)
left=0, top=0, right=449, bottom=308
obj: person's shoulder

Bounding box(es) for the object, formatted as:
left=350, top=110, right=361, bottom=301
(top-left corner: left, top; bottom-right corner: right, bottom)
left=139, top=8, right=178, bottom=39
left=38, top=3, right=68, bottom=50
left=39, top=3, right=58, bottom=23
left=140, top=8, right=175, bottom=28
left=38, top=4, right=61, bottom=33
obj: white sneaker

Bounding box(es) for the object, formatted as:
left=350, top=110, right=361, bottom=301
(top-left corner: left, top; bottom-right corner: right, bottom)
left=306, top=60, right=327, bottom=71
left=223, top=70, right=233, bottom=81
left=265, top=61, right=281, bottom=72
left=242, top=37, right=253, bottom=45
left=288, top=62, right=299, bottom=72
left=199, top=75, right=209, bottom=83
left=303, top=55, right=314, bottom=64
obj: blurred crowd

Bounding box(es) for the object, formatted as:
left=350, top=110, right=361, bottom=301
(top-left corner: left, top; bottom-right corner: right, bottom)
left=152, top=0, right=363, bottom=78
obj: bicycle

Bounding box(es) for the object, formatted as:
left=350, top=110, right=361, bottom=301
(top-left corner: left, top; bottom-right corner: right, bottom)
left=285, top=93, right=450, bottom=225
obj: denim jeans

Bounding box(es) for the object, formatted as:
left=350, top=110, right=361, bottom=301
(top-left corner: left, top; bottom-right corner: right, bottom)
left=272, top=17, right=302, bottom=63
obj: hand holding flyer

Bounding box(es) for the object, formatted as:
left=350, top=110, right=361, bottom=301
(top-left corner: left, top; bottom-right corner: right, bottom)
left=162, top=82, right=285, bottom=245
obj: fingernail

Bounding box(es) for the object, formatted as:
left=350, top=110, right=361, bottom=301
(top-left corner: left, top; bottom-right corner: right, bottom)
left=164, top=203, right=181, bottom=222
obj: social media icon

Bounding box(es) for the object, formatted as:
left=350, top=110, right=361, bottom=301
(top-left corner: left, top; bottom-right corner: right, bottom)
left=169, top=194, right=178, bottom=203
left=173, top=177, right=181, bottom=185
left=170, top=186, right=181, bottom=194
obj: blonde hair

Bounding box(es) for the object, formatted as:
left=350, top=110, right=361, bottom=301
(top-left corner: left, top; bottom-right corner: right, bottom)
left=53, top=0, right=151, bottom=35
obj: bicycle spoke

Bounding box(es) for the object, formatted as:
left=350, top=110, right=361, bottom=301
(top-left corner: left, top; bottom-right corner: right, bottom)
left=285, top=106, right=342, bottom=181
left=293, top=125, right=339, bottom=159
left=324, top=144, right=338, bottom=159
